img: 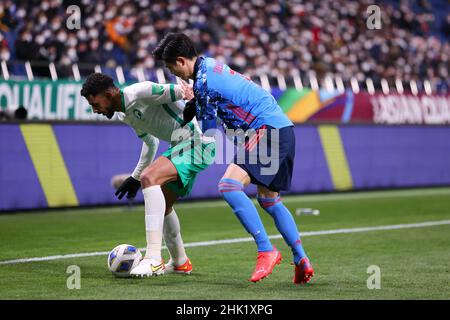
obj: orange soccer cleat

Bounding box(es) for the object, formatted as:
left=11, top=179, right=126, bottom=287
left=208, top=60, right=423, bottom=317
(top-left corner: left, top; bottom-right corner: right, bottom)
left=165, top=258, right=193, bottom=274
left=250, top=247, right=282, bottom=283
left=293, top=257, right=314, bottom=284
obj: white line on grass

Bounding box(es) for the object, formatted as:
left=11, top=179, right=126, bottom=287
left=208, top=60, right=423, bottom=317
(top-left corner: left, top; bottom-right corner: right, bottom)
left=1, top=220, right=449, bottom=265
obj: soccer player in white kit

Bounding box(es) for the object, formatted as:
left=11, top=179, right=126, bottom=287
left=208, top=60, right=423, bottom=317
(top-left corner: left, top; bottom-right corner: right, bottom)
left=81, top=73, right=215, bottom=277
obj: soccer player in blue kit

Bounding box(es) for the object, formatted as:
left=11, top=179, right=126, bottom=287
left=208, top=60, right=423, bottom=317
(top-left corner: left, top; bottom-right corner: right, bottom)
left=153, top=33, right=314, bottom=284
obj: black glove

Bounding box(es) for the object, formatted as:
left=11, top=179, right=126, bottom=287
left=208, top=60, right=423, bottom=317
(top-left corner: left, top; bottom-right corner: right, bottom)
left=115, top=176, right=141, bottom=200
left=181, top=98, right=197, bottom=127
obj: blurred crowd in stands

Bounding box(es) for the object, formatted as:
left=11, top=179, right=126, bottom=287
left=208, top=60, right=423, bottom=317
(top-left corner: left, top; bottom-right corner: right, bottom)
left=0, top=0, right=449, bottom=91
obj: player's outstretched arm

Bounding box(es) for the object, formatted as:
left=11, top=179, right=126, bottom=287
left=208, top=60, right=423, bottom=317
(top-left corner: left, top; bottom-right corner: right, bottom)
left=115, top=176, right=141, bottom=200
left=131, top=134, right=159, bottom=180
left=132, top=81, right=190, bottom=105
left=115, top=134, right=159, bottom=200
left=180, top=98, right=197, bottom=127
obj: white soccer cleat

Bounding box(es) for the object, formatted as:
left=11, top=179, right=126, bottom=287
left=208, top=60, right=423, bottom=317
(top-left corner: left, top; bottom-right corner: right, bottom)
left=130, top=258, right=165, bottom=277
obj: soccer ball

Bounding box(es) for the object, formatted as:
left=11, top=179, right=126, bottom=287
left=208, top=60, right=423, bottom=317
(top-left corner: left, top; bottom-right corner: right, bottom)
left=107, top=244, right=142, bottom=277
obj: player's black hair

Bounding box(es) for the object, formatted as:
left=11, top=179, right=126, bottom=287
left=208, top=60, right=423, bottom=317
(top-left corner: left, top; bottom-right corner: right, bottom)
left=152, top=33, right=198, bottom=63
left=80, top=73, right=115, bottom=98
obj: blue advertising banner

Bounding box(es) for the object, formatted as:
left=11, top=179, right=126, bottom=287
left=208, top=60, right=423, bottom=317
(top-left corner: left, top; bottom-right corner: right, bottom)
left=0, top=123, right=449, bottom=211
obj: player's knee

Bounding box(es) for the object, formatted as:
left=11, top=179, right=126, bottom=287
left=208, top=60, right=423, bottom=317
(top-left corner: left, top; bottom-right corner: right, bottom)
left=218, top=178, right=244, bottom=195
left=257, top=195, right=281, bottom=214
left=140, top=171, right=159, bottom=187
left=257, top=188, right=279, bottom=199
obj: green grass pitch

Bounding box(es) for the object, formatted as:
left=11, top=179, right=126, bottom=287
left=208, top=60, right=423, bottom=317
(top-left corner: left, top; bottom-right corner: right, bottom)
left=0, top=188, right=449, bottom=300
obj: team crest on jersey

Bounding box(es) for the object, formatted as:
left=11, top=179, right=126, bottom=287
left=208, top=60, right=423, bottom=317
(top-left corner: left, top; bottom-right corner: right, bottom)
left=151, top=84, right=164, bottom=95
left=133, top=109, right=144, bottom=120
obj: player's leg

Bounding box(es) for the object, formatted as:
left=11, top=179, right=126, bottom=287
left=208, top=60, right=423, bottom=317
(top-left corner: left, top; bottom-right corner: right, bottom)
left=162, top=186, right=192, bottom=274
left=159, top=139, right=215, bottom=274
left=255, top=125, right=314, bottom=283
left=256, top=185, right=313, bottom=284
left=131, top=156, right=178, bottom=277
left=256, top=185, right=307, bottom=263
left=141, top=155, right=179, bottom=187
left=219, top=164, right=272, bottom=251
left=219, top=163, right=280, bottom=282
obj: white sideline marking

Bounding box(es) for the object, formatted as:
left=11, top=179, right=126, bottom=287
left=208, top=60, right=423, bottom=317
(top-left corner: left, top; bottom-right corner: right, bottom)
left=0, top=220, right=449, bottom=265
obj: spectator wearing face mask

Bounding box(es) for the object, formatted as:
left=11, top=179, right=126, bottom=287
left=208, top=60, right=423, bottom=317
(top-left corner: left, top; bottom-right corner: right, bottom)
left=0, top=0, right=447, bottom=92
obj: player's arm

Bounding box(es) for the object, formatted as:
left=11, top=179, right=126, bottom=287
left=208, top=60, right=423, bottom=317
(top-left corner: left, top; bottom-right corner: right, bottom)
left=181, top=97, right=217, bottom=133
left=133, top=81, right=187, bottom=104
left=181, top=81, right=218, bottom=134
left=197, top=90, right=219, bottom=135
left=115, top=133, right=159, bottom=200
left=131, top=133, right=159, bottom=181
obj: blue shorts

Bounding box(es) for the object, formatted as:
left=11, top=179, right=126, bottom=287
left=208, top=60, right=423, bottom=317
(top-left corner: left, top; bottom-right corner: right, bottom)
left=233, top=125, right=295, bottom=192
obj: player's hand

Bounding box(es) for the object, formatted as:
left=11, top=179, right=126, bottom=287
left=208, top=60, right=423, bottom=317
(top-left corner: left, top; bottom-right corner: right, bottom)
left=115, top=176, right=141, bottom=200
left=179, top=79, right=194, bottom=100
left=181, top=98, right=197, bottom=126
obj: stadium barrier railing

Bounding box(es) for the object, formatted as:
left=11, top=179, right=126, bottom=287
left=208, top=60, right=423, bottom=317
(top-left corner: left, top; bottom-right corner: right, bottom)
left=0, top=59, right=447, bottom=96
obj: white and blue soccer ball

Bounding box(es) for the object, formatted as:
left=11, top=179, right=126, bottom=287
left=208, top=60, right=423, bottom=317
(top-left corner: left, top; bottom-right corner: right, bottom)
left=107, top=244, right=142, bottom=277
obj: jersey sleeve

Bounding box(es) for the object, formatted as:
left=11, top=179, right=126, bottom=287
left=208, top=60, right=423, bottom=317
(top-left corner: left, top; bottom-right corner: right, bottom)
left=130, top=81, right=184, bottom=104
left=195, top=79, right=218, bottom=122
left=131, top=132, right=159, bottom=181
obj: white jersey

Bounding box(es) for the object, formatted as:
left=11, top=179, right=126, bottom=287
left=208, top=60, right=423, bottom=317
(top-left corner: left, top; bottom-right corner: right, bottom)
left=115, top=81, right=212, bottom=181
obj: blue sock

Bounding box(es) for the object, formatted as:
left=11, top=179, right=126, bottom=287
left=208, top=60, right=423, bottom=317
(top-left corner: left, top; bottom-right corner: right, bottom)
left=219, top=178, right=273, bottom=252
left=257, top=196, right=307, bottom=264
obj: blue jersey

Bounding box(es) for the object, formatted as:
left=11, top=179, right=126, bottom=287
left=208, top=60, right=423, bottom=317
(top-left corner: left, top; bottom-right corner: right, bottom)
left=193, top=57, right=293, bottom=132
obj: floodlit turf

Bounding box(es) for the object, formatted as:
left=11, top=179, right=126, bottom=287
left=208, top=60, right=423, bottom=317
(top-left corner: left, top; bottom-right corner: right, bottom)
left=0, top=188, right=449, bottom=299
